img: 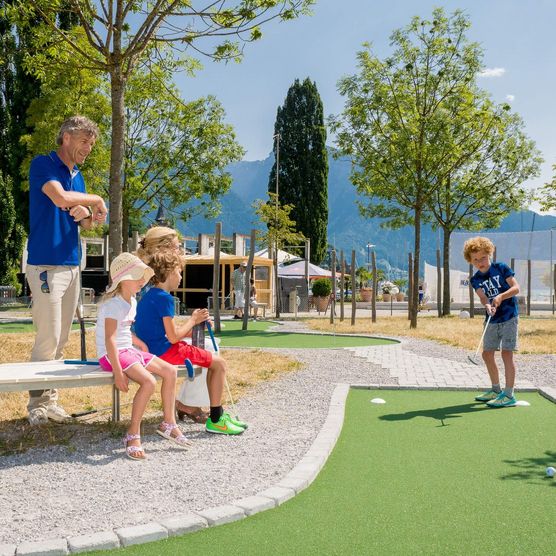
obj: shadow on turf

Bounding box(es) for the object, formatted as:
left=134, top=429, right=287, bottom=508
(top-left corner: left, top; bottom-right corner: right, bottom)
left=379, top=402, right=489, bottom=427
left=500, top=450, right=556, bottom=486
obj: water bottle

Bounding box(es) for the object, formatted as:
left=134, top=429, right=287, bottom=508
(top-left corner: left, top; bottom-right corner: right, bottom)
left=191, top=321, right=205, bottom=348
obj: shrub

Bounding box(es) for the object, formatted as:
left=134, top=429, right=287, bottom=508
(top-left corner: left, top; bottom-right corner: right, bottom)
left=311, top=278, right=332, bottom=297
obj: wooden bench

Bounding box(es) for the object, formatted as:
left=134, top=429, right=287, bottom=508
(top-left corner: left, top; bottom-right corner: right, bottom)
left=0, top=360, right=200, bottom=422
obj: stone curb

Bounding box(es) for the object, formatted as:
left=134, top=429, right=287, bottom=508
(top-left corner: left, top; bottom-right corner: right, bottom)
left=7, top=378, right=552, bottom=555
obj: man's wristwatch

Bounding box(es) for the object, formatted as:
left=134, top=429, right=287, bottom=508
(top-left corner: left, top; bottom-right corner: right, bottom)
left=86, top=206, right=93, bottom=218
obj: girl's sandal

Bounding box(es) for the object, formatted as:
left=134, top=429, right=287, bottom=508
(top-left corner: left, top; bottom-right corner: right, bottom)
left=123, top=433, right=146, bottom=461
left=157, top=421, right=192, bottom=449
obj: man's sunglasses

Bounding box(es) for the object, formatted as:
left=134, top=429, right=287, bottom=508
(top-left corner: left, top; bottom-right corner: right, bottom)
left=39, top=270, right=50, bottom=293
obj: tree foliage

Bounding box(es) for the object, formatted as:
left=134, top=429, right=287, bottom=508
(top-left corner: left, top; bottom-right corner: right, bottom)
left=8, top=0, right=315, bottom=259
left=331, top=8, right=541, bottom=327
left=538, top=166, right=556, bottom=212
left=268, top=78, right=328, bottom=264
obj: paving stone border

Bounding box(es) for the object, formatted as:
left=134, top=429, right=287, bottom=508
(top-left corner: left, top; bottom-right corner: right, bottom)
left=4, top=339, right=555, bottom=555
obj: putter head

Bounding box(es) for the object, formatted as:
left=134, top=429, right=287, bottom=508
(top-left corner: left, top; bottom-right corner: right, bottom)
left=467, top=355, right=480, bottom=366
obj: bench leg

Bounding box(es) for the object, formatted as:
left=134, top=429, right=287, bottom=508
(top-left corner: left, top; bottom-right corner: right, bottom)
left=112, top=385, right=120, bottom=422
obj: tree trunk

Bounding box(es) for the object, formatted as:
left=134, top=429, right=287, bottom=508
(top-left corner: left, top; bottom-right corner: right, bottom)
left=442, top=227, right=451, bottom=316
left=410, top=208, right=421, bottom=328
left=108, top=67, right=126, bottom=261
left=121, top=204, right=129, bottom=252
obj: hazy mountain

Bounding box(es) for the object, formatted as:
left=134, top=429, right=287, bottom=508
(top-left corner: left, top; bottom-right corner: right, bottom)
left=176, top=152, right=556, bottom=271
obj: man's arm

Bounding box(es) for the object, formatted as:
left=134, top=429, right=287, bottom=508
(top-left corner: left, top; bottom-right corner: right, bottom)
left=42, top=180, right=107, bottom=224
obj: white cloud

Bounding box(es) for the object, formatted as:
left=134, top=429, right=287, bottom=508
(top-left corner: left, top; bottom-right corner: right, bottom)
left=479, top=67, right=506, bottom=78
left=505, top=94, right=515, bottom=102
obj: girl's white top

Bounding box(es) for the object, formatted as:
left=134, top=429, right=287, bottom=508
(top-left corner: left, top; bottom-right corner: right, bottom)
left=95, top=295, right=136, bottom=358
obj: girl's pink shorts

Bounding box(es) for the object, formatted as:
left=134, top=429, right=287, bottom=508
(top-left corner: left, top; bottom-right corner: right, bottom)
left=99, top=347, right=156, bottom=373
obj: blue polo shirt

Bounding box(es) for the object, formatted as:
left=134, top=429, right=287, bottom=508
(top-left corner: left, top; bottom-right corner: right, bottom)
left=135, top=287, right=175, bottom=356
left=470, top=262, right=518, bottom=323
left=27, top=151, right=86, bottom=266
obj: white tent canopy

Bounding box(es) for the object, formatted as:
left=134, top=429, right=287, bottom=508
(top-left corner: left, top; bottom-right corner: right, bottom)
left=255, top=248, right=301, bottom=264
left=278, top=260, right=332, bottom=279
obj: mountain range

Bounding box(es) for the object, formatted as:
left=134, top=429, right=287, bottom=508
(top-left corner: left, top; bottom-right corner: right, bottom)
left=177, top=152, right=556, bottom=272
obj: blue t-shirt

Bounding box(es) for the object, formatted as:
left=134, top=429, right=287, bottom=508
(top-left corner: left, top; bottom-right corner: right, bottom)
left=134, top=287, right=175, bottom=356
left=28, top=151, right=86, bottom=266
left=470, top=262, right=518, bottom=323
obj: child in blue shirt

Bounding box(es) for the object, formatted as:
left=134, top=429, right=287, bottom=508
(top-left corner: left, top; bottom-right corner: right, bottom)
left=463, top=237, right=520, bottom=408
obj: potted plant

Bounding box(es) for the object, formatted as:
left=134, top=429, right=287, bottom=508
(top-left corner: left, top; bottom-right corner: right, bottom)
left=381, top=281, right=395, bottom=302
left=393, top=279, right=407, bottom=301
left=356, top=267, right=374, bottom=302
left=311, top=278, right=332, bottom=312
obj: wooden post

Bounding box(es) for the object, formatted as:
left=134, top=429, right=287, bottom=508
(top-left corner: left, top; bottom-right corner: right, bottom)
left=469, top=263, right=474, bottom=318
left=527, top=259, right=531, bottom=316
left=340, top=251, right=345, bottom=322
left=371, top=250, right=377, bottom=323
left=212, top=223, right=222, bottom=333
left=351, top=250, right=356, bottom=325
left=553, top=264, right=556, bottom=315
left=242, top=229, right=256, bottom=330
left=330, top=250, right=336, bottom=324
left=408, top=253, right=413, bottom=321
left=436, top=248, right=442, bottom=317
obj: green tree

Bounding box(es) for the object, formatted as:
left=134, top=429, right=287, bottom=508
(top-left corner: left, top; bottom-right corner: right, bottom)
left=253, top=191, right=305, bottom=317
left=0, top=173, right=25, bottom=292
left=331, top=8, right=515, bottom=328
left=268, top=78, right=328, bottom=264
left=10, top=0, right=314, bottom=260
left=429, top=97, right=541, bottom=315
left=538, top=166, right=556, bottom=211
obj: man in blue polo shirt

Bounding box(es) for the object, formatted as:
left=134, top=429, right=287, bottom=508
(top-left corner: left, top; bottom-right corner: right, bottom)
left=26, top=116, right=107, bottom=425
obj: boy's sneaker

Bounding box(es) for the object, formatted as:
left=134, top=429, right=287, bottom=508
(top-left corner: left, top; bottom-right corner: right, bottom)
left=223, top=412, right=248, bottom=430
left=206, top=414, right=245, bottom=435
left=475, top=389, right=500, bottom=402
left=486, top=392, right=517, bottom=408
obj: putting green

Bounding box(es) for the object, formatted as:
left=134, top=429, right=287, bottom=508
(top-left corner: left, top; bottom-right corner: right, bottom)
left=88, top=390, right=556, bottom=555
left=214, top=320, right=397, bottom=348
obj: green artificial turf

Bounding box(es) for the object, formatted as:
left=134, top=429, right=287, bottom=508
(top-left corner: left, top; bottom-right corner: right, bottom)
left=214, top=320, right=397, bottom=348
left=88, top=389, right=556, bottom=555
left=0, top=322, right=92, bottom=333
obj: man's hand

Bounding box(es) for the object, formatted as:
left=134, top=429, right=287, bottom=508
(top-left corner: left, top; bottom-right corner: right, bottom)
left=69, top=205, right=91, bottom=222
left=92, top=197, right=108, bottom=224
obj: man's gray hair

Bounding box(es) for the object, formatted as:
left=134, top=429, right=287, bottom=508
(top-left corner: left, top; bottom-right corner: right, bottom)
left=56, top=116, right=99, bottom=146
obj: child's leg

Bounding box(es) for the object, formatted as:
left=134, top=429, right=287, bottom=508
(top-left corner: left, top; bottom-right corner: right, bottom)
left=501, top=350, right=516, bottom=393
left=146, top=358, right=177, bottom=425
left=206, top=355, right=226, bottom=407
left=481, top=350, right=500, bottom=389
left=122, top=364, right=157, bottom=453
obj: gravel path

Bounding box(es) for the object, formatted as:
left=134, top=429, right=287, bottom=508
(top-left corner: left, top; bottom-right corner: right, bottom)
left=1, top=320, right=554, bottom=545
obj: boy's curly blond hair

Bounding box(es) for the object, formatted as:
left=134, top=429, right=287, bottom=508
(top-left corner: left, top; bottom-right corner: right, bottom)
left=463, top=236, right=495, bottom=263
left=148, top=250, right=186, bottom=285
left=136, top=226, right=180, bottom=264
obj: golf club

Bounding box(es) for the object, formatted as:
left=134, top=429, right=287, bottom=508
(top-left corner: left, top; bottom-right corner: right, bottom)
left=206, top=321, right=239, bottom=420
left=77, top=238, right=87, bottom=361
left=64, top=359, right=100, bottom=365
left=71, top=401, right=133, bottom=418
left=468, top=312, right=493, bottom=365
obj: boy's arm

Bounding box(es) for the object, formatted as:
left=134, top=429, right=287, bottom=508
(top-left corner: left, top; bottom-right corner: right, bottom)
left=475, top=287, right=496, bottom=316
left=105, top=318, right=129, bottom=392
left=492, top=276, right=520, bottom=309
left=163, top=309, right=210, bottom=344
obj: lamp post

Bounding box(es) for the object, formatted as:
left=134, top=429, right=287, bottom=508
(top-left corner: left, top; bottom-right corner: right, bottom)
left=273, top=133, right=280, bottom=317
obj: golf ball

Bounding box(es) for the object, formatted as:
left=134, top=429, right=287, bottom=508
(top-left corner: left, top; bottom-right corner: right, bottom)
left=546, top=467, right=555, bottom=478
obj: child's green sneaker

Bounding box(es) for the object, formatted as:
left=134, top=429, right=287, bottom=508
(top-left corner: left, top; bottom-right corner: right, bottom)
left=475, top=389, right=500, bottom=402
left=223, top=412, right=248, bottom=430
left=486, top=392, right=517, bottom=408
left=206, top=414, right=245, bottom=435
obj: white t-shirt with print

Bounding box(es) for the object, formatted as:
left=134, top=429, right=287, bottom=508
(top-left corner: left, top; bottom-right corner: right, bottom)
left=95, top=295, right=136, bottom=359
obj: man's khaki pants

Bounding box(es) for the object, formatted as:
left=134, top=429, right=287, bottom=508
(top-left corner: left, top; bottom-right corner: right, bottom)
left=26, top=264, right=80, bottom=412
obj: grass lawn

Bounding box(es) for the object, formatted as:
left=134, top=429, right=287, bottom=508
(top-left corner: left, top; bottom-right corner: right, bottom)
left=216, top=320, right=398, bottom=348
left=0, top=322, right=93, bottom=334
left=87, top=389, right=556, bottom=555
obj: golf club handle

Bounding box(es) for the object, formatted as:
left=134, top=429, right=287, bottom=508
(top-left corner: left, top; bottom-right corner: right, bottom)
left=71, top=409, right=97, bottom=417
left=64, top=360, right=100, bottom=365
left=206, top=321, right=218, bottom=353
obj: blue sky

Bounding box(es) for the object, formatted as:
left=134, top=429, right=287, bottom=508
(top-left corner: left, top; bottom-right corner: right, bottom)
left=176, top=0, right=556, bottom=215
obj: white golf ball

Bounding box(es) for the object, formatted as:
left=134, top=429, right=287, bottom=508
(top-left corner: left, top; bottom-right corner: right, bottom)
left=370, top=398, right=386, bottom=404
left=546, top=466, right=555, bottom=478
